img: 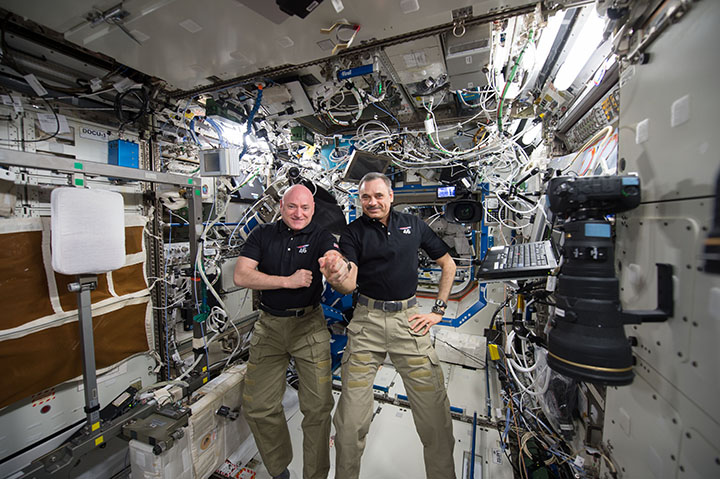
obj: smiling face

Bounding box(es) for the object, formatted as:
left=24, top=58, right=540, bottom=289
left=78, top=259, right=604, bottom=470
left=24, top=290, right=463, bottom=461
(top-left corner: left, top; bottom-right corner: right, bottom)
left=280, top=185, right=315, bottom=231
left=359, top=178, right=394, bottom=224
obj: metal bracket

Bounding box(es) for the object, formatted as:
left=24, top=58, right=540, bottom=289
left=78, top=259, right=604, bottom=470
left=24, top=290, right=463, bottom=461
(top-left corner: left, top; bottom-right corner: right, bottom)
left=622, top=263, right=674, bottom=324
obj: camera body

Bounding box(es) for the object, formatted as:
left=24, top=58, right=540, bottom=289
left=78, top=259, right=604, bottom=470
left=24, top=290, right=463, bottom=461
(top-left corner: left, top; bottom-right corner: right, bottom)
left=546, top=175, right=642, bottom=385
left=444, top=199, right=483, bottom=224
left=547, top=175, right=640, bottom=220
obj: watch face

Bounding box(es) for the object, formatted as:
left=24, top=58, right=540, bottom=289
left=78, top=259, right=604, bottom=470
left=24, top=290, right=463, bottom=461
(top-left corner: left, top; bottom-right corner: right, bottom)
left=434, top=299, right=447, bottom=308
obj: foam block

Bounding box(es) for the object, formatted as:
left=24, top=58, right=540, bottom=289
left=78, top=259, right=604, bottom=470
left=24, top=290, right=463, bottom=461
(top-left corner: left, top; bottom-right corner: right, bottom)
left=51, top=188, right=125, bottom=275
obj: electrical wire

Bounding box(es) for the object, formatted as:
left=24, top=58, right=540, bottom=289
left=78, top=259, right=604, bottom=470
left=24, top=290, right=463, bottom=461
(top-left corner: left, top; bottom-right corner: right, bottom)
left=498, top=29, right=535, bottom=133
left=0, top=97, right=61, bottom=144
left=561, top=125, right=613, bottom=173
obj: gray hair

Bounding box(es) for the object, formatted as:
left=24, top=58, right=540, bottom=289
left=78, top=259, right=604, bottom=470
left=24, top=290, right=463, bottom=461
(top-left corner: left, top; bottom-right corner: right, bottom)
left=358, top=172, right=392, bottom=191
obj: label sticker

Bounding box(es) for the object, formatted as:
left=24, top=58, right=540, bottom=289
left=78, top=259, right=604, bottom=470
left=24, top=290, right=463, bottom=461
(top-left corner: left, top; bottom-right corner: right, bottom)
left=79, top=126, right=108, bottom=141
left=37, top=113, right=70, bottom=134
left=546, top=275, right=557, bottom=291
left=23, top=74, right=48, bottom=97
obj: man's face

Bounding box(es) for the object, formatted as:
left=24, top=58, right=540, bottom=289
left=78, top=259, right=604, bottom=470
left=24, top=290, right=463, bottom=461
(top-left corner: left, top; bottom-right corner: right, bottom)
left=359, top=178, right=393, bottom=221
left=280, top=185, right=315, bottom=231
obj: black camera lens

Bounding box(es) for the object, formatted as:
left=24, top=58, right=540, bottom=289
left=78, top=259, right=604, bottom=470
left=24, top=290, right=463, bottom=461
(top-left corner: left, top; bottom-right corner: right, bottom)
left=547, top=218, right=635, bottom=385
left=456, top=205, right=474, bottom=222
left=444, top=200, right=483, bottom=224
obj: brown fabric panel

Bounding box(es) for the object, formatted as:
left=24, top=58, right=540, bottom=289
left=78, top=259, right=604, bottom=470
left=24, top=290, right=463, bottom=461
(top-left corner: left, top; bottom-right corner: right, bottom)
left=112, top=263, right=146, bottom=296
left=0, top=231, right=55, bottom=329
left=55, top=273, right=112, bottom=312
left=125, top=226, right=143, bottom=255
left=94, top=303, right=149, bottom=367
left=0, top=302, right=149, bottom=409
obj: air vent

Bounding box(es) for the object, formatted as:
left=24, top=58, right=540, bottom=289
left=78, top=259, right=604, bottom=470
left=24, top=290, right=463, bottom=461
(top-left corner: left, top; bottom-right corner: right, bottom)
left=447, top=38, right=490, bottom=56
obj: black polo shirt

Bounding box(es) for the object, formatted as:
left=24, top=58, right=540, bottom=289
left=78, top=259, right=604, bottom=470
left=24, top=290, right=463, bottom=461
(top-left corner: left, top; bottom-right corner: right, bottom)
left=240, top=220, right=338, bottom=309
left=340, top=209, right=450, bottom=301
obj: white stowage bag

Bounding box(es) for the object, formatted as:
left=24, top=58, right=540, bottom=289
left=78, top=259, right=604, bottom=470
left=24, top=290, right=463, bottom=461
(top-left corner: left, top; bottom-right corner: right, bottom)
left=128, top=364, right=250, bottom=479
left=50, top=187, right=125, bottom=275
left=129, top=432, right=192, bottom=479
left=188, top=364, right=249, bottom=479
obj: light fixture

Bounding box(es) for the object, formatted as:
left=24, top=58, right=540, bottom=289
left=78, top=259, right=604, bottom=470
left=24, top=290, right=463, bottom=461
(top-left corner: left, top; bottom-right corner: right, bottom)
left=553, top=7, right=606, bottom=91
left=533, top=12, right=564, bottom=73
left=207, top=115, right=250, bottom=147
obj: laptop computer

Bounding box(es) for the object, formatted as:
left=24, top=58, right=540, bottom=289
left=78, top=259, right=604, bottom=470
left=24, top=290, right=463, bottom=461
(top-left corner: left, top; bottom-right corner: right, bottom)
left=477, top=193, right=560, bottom=281
left=477, top=240, right=559, bottom=281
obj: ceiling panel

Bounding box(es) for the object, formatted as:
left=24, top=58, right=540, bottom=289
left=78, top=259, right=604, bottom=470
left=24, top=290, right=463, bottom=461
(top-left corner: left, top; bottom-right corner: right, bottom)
left=0, top=0, right=535, bottom=90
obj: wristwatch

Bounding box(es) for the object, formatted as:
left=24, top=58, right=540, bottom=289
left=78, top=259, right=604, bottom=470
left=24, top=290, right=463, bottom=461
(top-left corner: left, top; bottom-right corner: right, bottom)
left=431, top=299, right=447, bottom=315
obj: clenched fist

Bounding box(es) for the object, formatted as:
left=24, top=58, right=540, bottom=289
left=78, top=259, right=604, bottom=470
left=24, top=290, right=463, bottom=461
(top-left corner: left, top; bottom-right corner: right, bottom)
left=285, top=269, right=312, bottom=289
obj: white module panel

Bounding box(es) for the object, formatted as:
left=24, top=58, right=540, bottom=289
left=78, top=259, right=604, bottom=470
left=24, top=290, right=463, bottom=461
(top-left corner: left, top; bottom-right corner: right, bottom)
left=617, top=1, right=719, bottom=202
left=609, top=1, right=720, bottom=476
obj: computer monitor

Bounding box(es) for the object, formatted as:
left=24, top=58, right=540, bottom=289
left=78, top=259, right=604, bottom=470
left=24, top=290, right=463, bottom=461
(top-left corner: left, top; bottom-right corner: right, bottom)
left=529, top=195, right=554, bottom=242
left=437, top=186, right=456, bottom=199
left=342, top=149, right=392, bottom=183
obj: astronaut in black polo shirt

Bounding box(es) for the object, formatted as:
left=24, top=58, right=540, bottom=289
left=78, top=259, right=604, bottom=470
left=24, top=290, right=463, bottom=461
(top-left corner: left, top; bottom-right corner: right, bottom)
left=234, top=184, right=348, bottom=479
left=320, top=172, right=457, bottom=479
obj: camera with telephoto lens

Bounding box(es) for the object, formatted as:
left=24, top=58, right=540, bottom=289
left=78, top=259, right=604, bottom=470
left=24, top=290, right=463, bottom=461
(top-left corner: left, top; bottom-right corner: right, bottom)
left=546, top=175, right=650, bottom=385
left=444, top=199, right=483, bottom=224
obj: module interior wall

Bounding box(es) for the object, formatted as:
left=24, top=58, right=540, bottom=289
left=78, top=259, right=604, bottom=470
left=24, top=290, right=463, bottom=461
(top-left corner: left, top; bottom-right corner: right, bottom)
left=617, top=1, right=719, bottom=202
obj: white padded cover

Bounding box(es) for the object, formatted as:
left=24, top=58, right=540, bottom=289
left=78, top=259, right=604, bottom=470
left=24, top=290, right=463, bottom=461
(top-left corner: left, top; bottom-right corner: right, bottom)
left=51, top=188, right=126, bottom=275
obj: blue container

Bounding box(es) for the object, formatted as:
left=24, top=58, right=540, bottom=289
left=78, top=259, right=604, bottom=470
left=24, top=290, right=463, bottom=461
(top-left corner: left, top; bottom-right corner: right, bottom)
left=108, top=139, right=139, bottom=168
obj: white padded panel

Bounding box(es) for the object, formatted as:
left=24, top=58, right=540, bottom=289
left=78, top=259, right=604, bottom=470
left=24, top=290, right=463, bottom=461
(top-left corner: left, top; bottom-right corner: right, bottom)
left=51, top=188, right=125, bottom=275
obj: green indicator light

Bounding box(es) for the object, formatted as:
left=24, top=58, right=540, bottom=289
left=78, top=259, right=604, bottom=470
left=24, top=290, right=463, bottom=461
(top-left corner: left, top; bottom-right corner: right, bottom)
left=188, top=178, right=193, bottom=185
left=194, top=188, right=201, bottom=196
left=75, top=178, right=84, bottom=186
left=74, top=162, right=83, bottom=170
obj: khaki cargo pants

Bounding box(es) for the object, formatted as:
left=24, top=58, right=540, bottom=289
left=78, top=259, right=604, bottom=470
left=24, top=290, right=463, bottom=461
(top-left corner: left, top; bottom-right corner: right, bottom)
left=333, top=303, right=456, bottom=479
left=242, top=307, right=333, bottom=479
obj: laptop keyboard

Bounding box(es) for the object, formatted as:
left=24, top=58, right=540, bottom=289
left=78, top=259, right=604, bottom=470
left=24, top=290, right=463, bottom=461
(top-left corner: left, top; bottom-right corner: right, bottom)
left=498, top=242, right=550, bottom=269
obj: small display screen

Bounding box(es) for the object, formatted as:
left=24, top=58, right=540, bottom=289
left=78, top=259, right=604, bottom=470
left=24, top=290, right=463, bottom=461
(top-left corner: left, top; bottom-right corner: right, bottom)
left=203, top=152, right=221, bottom=172
left=437, top=186, right=456, bottom=198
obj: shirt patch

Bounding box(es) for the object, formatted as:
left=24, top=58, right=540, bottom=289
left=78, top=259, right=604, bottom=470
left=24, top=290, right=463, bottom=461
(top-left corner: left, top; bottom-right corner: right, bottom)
left=399, top=226, right=412, bottom=235
left=297, top=243, right=310, bottom=254
left=333, top=242, right=339, bottom=249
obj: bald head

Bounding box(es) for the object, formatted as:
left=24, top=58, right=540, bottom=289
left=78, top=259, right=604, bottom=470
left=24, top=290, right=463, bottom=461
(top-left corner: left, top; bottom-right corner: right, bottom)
left=280, top=184, right=315, bottom=231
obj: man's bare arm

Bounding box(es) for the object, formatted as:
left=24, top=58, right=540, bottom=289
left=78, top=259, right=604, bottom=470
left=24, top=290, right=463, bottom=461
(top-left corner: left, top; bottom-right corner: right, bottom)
left=408, top=253, right=456, bottom=335
left=234, top=256, right=311, bottom=290
left=434, top=253, right=456, bottom=303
